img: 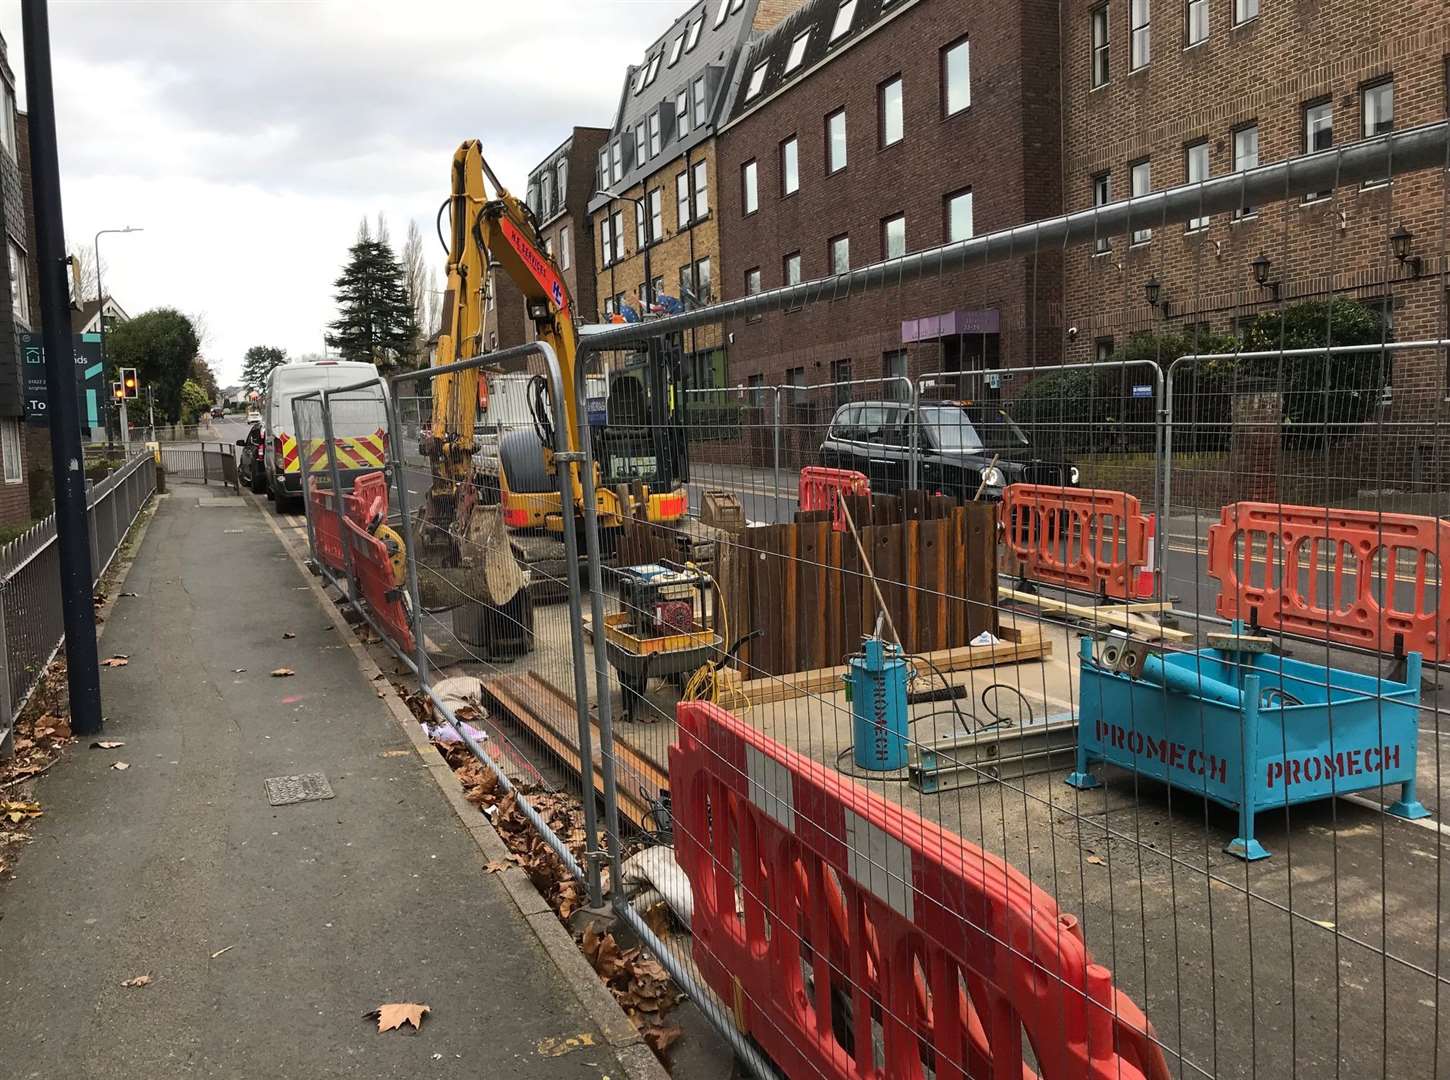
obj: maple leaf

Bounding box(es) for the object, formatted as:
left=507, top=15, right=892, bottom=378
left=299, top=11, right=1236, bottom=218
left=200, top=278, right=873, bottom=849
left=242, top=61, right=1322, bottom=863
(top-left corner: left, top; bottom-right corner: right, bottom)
left=101, top=656, right=130, bottom=668
left=365, top=1002, right=429, bottom=1033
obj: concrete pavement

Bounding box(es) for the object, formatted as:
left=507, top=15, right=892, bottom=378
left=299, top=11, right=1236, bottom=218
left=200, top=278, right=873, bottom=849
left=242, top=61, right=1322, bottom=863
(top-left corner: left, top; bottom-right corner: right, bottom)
left=0, top=483, right=640, bottom=1079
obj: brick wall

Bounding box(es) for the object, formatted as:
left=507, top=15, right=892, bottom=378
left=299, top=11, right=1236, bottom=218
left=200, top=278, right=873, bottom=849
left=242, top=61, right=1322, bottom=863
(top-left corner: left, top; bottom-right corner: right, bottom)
left=1059, top=2, right=1450, bottom=486
left=715, top=0, right=1063, bottom=393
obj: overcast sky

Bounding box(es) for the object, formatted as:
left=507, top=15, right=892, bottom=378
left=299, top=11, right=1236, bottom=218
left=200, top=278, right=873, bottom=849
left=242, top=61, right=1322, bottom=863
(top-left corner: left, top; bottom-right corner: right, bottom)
left=0, top=0, right=673, bottom=384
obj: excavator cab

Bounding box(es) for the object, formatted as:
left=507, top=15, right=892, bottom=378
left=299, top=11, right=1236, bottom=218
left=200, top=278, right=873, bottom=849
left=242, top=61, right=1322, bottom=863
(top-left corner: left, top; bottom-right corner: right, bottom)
left=594, top=334, right=690, bottom=502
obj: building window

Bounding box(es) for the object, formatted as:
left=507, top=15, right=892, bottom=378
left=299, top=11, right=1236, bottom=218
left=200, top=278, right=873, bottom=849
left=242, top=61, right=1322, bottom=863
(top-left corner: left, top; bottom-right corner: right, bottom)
left=786, top=30, right=811, bottom=74
left=0, top=82, right=13, bottom=159
left=829, top=234, right=849, bottom=274
left=1364, top=79, right=1394, bottom=136
left=600, top=218, right=614, bottom=266
left=879, top=76, right=903, bottom=147
left=1185, top=141, right=1209, bottom=230
left=1185, top=0, right=1208, bottom=47
left=1304, top=99, right=1333, bottom=199
left=1092, top=172, right=1111, bottom=252
left=8, top=240, right=28, bottom=328
left=1130, top=159, right=1152, bottom=244
left=636, top=199, right=647, bottom=249
left=883, top=349, right=907, bottom=394
left=648, top=111, right=662, bottom=156
left=945, top=188, right=973, bottom=243
left=882, top=213, right=906, bottom=259
left=694, top=257, right=712, bottom=303
left=693, top=160, right=710, bottom=216
left=539, top=173, right=552, bottom=217
left=741, top=160, right=758, bottom=215
left=942, top=38, right=970, bottom=115
left=598, top=146, right=610, bottom=189
left=713, top=0, right=730, bottom=28
left=1232, top=124, right=1258, bottom=217
left=781, top=136, right=799, bottom=195
left=1234, top=0, right=1259, bottom=24
left=558, top=226, right=571, bottom=270
left=830, top=359, right=852, bottom=403
left=694, top=76, right=708, bottom=127
left=745, top=267, right=762, bottom=295
left=676, top=89, right=690, bottom=138
left=1130, top=0, right=1150, bottom=70
left=0, top=419, right=20, bottom=483
left=1090, top=6, right=1110, bottom=87
left=648, top=188, right=663, bottom=242
left=611, top=209, right=625, bottom=261
left=746, top=372, right=765, bottom=406
left=1095, top=337, right=1114, bottom=363
left=611, top=140, right=623, bottom=184
left=556, top=159, right=567, bottom=202
left=634, top=123, right=647, bottom=166
left=824, top=109, right=848, bottom=174
left=685, top=16, right=703, bottom=51
left=830, top=0, right=857, bottom=43
left=783, top=251, right=802, bottom=287
left=669, top=35, right=684, bottom=66
left=645, top=53, right=661, bottom=87
left=677, top=171, right=691, bottom=225
left=746, top=61, right=769, bottom=101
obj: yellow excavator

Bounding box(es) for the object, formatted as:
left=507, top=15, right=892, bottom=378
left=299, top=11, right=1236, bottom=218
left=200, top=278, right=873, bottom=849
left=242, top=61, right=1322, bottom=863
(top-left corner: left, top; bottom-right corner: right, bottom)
left=417, top=140, right=690, bottom=606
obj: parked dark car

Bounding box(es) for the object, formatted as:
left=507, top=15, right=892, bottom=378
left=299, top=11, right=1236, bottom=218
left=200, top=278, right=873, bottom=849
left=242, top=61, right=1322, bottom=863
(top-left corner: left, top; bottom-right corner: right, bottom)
left=237, top=422, right=266, bottom=494
left=818, top=399, right=1077, bottom=500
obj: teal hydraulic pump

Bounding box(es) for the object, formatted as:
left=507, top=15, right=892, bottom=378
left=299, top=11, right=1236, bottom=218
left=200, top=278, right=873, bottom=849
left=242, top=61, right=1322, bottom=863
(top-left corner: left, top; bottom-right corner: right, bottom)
left=844, top=634, right=910, bottom=770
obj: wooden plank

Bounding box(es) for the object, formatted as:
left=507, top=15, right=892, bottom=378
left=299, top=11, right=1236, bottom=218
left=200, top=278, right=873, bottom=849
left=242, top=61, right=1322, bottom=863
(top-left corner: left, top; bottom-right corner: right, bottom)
left=1001, top=586, right=1193, bottom=641
left=949, top=508, right=966, bottom=645
left=904, top=519, right=920, bottom=653
left=740, top=633, right=1054, bottom=707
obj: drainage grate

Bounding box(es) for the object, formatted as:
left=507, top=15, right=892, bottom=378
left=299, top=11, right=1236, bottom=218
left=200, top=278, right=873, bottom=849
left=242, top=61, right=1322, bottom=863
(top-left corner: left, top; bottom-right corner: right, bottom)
left=263, top=772, right=336, bottom=806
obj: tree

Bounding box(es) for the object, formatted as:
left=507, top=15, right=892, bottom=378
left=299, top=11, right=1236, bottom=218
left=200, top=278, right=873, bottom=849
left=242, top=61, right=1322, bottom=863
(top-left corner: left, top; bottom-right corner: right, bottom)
left=401, top=220, right=433, bottom=365
left=241, top=345, right=289, bottom=393
left=66, top=240, right=105, bottom=305
left=190, top=355, right=219, bottom=402
left=179, top=379, right=211, bottom=425
left=326, top=230, right=418, bottom=370
left=105, top=308, right=200, bottom=422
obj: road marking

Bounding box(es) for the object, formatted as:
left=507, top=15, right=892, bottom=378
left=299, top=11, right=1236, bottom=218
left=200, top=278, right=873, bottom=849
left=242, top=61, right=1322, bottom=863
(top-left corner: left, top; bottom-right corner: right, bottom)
left=1342, top=793, right=1450, bottom=837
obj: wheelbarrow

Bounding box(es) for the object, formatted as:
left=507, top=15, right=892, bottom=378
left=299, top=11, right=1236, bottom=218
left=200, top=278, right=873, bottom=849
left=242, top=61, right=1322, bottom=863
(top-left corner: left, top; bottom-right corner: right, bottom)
left=598, top=611, right=722, bottom=722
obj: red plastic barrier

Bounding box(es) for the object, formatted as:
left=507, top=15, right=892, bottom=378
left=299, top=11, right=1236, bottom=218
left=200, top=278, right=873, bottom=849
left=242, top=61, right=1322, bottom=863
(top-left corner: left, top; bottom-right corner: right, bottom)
left=1208, top=501, right=1450, bottom=659
left=348, top=470, right=390, bottom=528
left=343, top=514, right=415, bottom=655
left=799, top=467, right=871, bottom=531
left=307, top=485, right=347, bottom=575
left=671, top=700, right=1170, bottom=1080
left=1002, top=484, right=1151, bottom=600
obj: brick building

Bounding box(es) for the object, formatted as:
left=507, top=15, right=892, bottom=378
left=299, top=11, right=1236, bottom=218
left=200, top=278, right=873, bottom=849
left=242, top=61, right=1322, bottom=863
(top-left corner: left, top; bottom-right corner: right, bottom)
left=0, top=33, right=32, bottom=526
left=588, top=0, right=804, bottom=389
left=525, top=127, right=610, bottom=337
left=714, top=0, right=1062, bottom=401
left=1059, top=1, right=1450, bottom=483
left=481, top=267, right=527, bottom=353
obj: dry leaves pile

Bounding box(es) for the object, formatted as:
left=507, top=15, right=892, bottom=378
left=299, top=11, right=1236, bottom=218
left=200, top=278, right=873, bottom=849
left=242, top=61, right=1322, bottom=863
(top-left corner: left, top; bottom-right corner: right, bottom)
left=0, top=658, right=75, bottom=877
left=439, top=741, right=686, bottom=1057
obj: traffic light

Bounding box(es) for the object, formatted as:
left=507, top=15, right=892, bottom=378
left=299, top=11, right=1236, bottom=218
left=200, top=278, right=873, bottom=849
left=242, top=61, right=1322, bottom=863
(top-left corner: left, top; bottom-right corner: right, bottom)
left=121, top=367, right=139, bottom=399
left=112, top=381, right=124, bottom=402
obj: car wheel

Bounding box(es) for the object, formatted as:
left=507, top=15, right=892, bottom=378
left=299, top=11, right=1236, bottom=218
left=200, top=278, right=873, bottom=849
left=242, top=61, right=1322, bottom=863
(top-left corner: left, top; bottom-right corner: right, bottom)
left=249, top=463, right=267, bottom=494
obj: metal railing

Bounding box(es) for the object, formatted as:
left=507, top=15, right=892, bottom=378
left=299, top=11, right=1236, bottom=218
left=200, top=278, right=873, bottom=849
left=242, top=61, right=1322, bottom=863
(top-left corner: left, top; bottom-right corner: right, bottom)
left=0, top=450, right=157, bottom=756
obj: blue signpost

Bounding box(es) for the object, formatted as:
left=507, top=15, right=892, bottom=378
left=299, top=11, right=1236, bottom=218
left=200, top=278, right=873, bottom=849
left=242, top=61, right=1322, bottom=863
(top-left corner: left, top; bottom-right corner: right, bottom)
left=21, top=330, right=106, bottom=433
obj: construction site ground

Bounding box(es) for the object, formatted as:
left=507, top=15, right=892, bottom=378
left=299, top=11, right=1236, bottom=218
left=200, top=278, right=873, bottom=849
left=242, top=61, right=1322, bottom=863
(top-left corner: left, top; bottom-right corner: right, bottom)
left=269, top=498, right=1450, bottom=1079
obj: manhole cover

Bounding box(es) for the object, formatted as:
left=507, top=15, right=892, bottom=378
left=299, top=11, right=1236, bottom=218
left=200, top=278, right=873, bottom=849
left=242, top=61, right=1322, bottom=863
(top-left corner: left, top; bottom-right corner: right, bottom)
left=263, top=772, right=335, bottom=806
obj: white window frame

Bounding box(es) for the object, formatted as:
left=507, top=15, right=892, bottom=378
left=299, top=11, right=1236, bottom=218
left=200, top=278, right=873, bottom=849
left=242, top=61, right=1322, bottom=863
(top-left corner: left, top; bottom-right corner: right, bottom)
left=1304, top=100, right=1333, bottom=199
left=555, top=159, right=567, bottom=206
left=0, top=82, right=14, bottom=159
left=1093, top=172, right=1111, bottom=252
left=8, top=240, right=29, bottom=327
left=676, top=89, right=690, bottom=138
left=830, top=0, right=858, bottom=43
left=677, top=171, right=691, bottom=225
left=600, top=217, right=614, bottom=266
left=1185, top=141, right=1210, bottom=230
left=746, top=62, right=769, bottom=101
left=634, top=123, right=647, bottom=165
left=636, top=199, right=647, bottom=249
left=784, top=251, right=802, bottom=286
left=611, top=140, right=623, bottom=184
left=648, top=111, right=662, bottom=156
left=1185, top=0, right=1208, bottom=47
left=713, top=0, right=730, bottom=29
left=786, top=31, right=811, bottom=74
left=0, top=419, right=20, bottom=484
left=668, top=35, right=684, bottom=66
left=685, top=17, right=703, bottom=52
left=742, top=159, right=759, bottom=215
left=781, top=136, right=799, bottom=195
left=611, top=209, right=625, bottom=260
left=1234, top=0, right=1259, bottom=25
left=827, top=109, right=847, bottom=173
left=883, top=213, right=905, bottom=259
left=943, top=38, right=970, bottom=116
left=1130, top=160, right=1152, bottom=243
left=645, top=53, right=661, bottom=86
left=693, top=159, right=710, bottom=216
left=693, top=76, right=708, bottom=127
left=745, top=267, right=762, bottom=295
left=648, top=188, right=663, bottom=243
left=1232, top=124, right=1259, bottom=218
left=559, top=226, right=571, bottom=270
left=880, top=76, right=903, bottom=147
left=1130, top=0, right=1151, bottom=70
left=1363, top=80, right=1394, bottom=138
left=694, top=256, right=712, bottom=303
left=946, top=188, right=973, bottom=243
left=829, top=234, right=850, bottom=274
left=1091, top=6, right=1110, bottom=87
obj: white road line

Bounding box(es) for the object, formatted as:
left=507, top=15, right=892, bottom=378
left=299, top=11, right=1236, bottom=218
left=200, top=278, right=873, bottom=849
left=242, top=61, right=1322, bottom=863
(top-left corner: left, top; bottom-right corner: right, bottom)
left=1342, top=793, right=1450, bottom=837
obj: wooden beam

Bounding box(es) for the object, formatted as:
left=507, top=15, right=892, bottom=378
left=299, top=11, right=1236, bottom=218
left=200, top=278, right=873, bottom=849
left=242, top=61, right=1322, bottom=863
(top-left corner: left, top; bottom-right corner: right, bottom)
left=1000, top=587, right=1192, bottom=641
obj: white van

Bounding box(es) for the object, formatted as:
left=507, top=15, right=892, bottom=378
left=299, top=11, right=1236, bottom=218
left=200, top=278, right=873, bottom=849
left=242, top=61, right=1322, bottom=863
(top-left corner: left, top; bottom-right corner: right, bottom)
left=261, top=360, right=382, bottom=506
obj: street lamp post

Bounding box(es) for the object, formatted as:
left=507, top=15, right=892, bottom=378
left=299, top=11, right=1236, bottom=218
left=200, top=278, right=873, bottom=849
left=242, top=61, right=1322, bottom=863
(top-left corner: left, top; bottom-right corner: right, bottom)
left=95, top=225, right=142, bottom=448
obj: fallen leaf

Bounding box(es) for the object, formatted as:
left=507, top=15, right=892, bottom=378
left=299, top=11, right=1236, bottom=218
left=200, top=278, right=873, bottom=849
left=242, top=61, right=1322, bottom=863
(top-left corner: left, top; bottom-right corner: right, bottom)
left=90, top=740, right=125, bottom=750
left=484, top=860, right=509, bottom=874
left=121, top=974, right=153, bottom=988
left=271, top=668, right=295, bottom=678
left=536, top=1033, right=596, bottom=1057
left=365, top=1002, right=429, bottom=1033
left=642, top=1023, right=683, bottom=1054
left=1, top=801, right=42, bottom=824
left=111, top=762, right=130, bottom=771
left=282, top=632, right=296, bottom=640
left=101, top=656, right=130, bottom=668
left=1085, top=852, right=1105, bottom=866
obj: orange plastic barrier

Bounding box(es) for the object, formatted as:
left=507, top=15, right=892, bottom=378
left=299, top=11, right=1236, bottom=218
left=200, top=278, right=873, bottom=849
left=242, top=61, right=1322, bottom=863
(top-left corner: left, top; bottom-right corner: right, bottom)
left=671, top=700, right=1170, bottom=1080
left=307, top=486, right=347, bottom=575
left=1208, top=502, right=1450, bottom=660
left=343, top=513, right=415, bottom=655
left=799, top=467, right=871, bottom=531
left=1002, top=484, right=1151, bottom=600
